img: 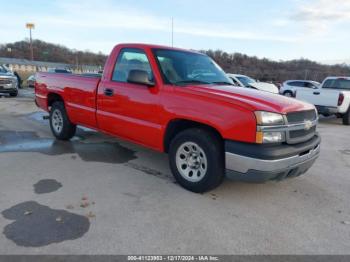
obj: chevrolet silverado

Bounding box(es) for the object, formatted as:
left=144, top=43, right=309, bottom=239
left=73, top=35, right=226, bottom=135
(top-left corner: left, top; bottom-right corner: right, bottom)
left=35, top=44, right=321, bottom=193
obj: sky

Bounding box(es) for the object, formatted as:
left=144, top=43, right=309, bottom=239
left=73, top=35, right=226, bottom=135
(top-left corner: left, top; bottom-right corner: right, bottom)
left=1, top=0, right=349, bottom=64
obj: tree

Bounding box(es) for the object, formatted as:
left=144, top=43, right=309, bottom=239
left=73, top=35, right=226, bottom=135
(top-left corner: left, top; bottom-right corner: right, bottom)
left=0, top=39, right=107, bottom=67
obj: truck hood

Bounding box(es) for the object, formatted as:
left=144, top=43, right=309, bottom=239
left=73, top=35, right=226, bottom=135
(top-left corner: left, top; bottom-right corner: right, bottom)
left=248, top=82, right=279, bottom=94
left=185, top=85, right=315, bottom=114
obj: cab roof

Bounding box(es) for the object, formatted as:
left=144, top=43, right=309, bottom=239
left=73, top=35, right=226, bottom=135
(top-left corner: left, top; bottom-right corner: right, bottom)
left=114, top=43, right=203, bottom=55
left=324, top=76, right=350, bottom=80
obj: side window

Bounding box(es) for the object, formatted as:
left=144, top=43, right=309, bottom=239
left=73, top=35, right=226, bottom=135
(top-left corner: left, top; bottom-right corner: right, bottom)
left=323, top=80, right=336, bottom=89
left=305, top=82, right=314, bottom=88
left=112, top=49, right=153, bottom=82
left=289, top=81, right=302, bottom=87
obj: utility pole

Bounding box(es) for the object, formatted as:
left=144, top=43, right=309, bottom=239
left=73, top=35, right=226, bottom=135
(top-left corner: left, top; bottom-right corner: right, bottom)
left=75, top=54, right=79, bottom=73
left=26, top=23, right=35, bottom=61
left=171, top=17, right=174, bottom=47
left=7, top=47, right=12, bottom=57
left=304, top=69, right=308, bottom=80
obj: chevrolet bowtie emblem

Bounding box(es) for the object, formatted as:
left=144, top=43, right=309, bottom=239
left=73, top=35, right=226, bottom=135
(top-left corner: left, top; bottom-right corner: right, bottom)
left=304, top=120, right=313, bottom=130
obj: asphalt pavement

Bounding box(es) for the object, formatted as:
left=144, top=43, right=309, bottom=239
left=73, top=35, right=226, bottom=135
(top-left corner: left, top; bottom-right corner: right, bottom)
left=0, top=89, right=349, bottom=254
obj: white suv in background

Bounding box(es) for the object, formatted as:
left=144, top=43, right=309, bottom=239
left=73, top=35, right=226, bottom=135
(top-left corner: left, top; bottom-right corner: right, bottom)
left=280, top=80, right=320, bottom=97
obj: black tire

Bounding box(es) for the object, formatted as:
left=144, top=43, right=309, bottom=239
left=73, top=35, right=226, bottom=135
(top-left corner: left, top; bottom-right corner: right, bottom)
left=169, top=128, right=224, bottom=193
left=9, top=91, right=18, bottom=97
left=342, top=108, right=350, bottom=125
left=49, top=101, right=76, bottom=140
left=283, top=91, right=294, bottom=97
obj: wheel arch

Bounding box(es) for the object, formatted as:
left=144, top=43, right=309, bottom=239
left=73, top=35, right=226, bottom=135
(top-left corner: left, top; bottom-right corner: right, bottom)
left=47, top=92, right=64, bottom=109
left=163, top=119, right=223, bottom=153
left=283, top=90, right=295, bottom=97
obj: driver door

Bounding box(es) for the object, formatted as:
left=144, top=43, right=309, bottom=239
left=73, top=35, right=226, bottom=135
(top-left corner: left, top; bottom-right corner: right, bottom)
left=96, top=48, right=163, bottom=149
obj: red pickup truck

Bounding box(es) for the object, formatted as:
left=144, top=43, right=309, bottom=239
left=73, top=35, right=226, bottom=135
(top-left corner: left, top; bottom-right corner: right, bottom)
left=35, top=43, right=321, bottom=193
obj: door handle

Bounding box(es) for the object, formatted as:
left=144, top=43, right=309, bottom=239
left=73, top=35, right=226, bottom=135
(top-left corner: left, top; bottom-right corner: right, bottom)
left=313, top=92, right=320, bottom=95
left=104, top=88, right=114, bottom=96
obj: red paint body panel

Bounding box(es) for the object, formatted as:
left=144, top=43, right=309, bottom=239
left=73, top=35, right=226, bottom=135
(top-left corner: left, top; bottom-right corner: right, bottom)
left=35, top=73, right=100, bottom=129
left=35, top=43, right=314, bottom=152
left=96, top=79, right=163, bottom=149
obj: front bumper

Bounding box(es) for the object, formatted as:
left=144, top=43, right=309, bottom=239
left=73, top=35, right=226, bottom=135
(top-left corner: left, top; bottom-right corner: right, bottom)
left=0, top=84, right=17, bottom=94
left=225, top=135, right=321, bottom=183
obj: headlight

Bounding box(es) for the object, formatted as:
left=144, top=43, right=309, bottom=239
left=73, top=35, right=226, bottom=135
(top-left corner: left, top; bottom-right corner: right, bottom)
left=256, top=131, right=285, bottom=144
left=11, top=77, right=17, bottom=84
left=255, top=111, right=284, bottom=126
left=255, top=111, right=285, bottom=144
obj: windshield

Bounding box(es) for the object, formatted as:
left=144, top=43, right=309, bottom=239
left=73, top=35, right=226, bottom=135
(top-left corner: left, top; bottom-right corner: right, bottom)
left=153, top=49, right=232, bottom=86
left=324, top=78, right=350, bottom=90
left=236, top=76, right=256, bottom=87
left=0, top=65, right=9, bottom=73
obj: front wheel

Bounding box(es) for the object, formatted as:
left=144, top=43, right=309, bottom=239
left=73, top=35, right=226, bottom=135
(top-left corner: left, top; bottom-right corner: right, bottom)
left=50, top=101, right=76, bottom=140
left=169, top=128, right=224, bottom=193
left=9, top=91, right=18, bottom=97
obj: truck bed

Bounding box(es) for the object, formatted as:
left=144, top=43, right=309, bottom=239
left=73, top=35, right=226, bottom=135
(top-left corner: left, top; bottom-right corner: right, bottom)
left=35, top=72, right=101, bottom=128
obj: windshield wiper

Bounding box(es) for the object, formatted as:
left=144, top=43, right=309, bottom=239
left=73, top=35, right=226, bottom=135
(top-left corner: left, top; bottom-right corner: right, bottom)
left=174, top=80, right=211, bottom=86
left=211, top=81, right=235, bottom=86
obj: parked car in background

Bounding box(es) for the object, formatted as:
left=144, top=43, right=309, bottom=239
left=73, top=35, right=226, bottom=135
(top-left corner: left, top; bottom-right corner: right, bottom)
left=227, top=73, right=279, bottom=94
left=47, top=68, right=72, bottom=74
left=26, top=75, right=36, bottom=88
left=81, top=72, right=102, bottom=78
left=296, top=77, right=350, bottom=125
left=280, top=80, right=320, bottom=97
left=0, top=65, right=18, bottom=97
left=35, top=43, right=320, bottom=193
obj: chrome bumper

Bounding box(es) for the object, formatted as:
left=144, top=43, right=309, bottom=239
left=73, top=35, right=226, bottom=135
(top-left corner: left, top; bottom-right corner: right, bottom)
left=225, top=136, right=321, bottom=183
left=0, top=81, right=17, bottom=93
left=226, top=144, right=320, bottom=174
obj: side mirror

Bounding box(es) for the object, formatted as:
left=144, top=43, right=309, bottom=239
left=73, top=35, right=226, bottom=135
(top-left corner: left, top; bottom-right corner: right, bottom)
left=127, top=70, right=154, bottom=87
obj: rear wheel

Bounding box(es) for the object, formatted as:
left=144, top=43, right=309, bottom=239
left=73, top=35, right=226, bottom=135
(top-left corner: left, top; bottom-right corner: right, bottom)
left=50, top=101, right=76, bottom=140
left=169, top=128, right=224, bottom=193
left=342, top=108, right=350, bottom=125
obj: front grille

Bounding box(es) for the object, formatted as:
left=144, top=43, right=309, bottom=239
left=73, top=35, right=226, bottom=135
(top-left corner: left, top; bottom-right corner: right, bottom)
left=0, top=79, right=12, bottom=85
left=286, top=110, right=317, bottom=124
left=289, top=126, right=316, bottom=139
left=285, top=110, right=317, bottom=144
